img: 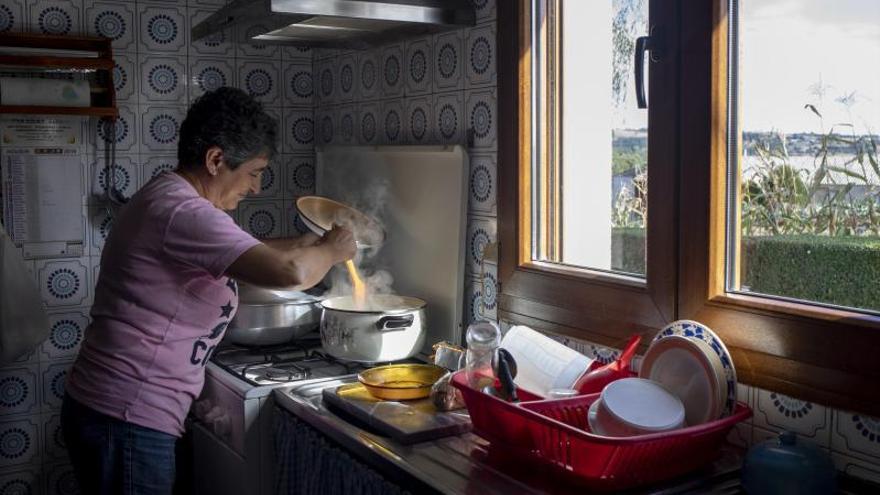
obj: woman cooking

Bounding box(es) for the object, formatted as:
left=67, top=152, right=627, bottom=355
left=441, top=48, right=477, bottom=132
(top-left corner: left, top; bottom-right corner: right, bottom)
left=61, top=87, right=356, bottom=494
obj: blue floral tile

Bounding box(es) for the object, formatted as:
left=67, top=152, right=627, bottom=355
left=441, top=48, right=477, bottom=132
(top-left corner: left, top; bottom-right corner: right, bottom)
left=465, top=280, right=488, bottom=327
left=380, top=44, right=404, bottom=98
left=282, top=45, right=313, bottom=62
left=330, top=54, right=354, bottom=103
left=283, top=203, right=311, bottom=238
left=95, top=105, right=137, bottom=152
left=405, top=37, right=432, bottom=96
left=188, top=7, right=233, bottom=57
left=754, top=388, right=830, bottom=447
left=466, top=88, right=497, bottom=149
left=433, top=30, right=464, bottom=92
left=336, top=105, right=357, bottom=145
left=356, top=102, right=380, bottom=145
left=141, top=155, right=177, bottom=185
left=236, top=21, right=279, bottom=59
left=0, top=468, right=40, bottom=495
left=481, top=265, right=498, bottom=321
left=283, top=63, right=313, bottom=107
left=314, top=48, right=338, bottom=61
left=466, top=22, right=496, bottom=88
left=239, top=60, right=281, bottom=106
left=433, top=91, right=464, bottom=145
left=86, top=1, right=135, bottom=52
left=89, top=155, right=139, bottom=204
left=45, top=462, right=79, bottom=495
left=472, top=0, right=496, bottom=22
left=40, top=361, right=73, bottom=412
left=315, top=59, right=336, bottom=106
left=42, top=414, right=66, bottom=463
left=36, top=258, right=91, bottom=308
left=239, top=201, right=283, bottom=239
left=316, top=107, right=335, bottom=146
left=111, top=53, right=136, bottom=102
left=138, top=4, right=185, bottom=53
left=0, top=366, right=38, bottom=416
left=189, top=57, right=235, bottom=100
left=357, top=51, right=380, bottom=101
left=832, top=409, right=880, bottom=461
left=42, top=309, right=89, bottom=360
left=252, top=158, right=282, bottom=199
left=0, top=419, right=39, bottom=468
left=0, top=1, right=24, bottom=33
left=139, top=54, right=186, bottom=103
left=468, top=152, right=496, bottom=215
left=189, top=0, right=226, bottom=6
left=380, top=100, right=404, bottom=145
left=283, top=109, right=314, bottom=153
left=29, top=1, right=82, bottom=36
left=283, top=154, right=315, bottom=199
left=405, top=96, right=433, bottom=144
left=139, top=105, right=184, bottom=153
left=465, top=216, right=496, bottom=276
left=833, top=452, right=880, bottom=485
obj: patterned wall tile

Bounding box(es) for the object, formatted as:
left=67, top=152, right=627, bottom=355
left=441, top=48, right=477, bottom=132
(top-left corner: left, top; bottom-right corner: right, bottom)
left=832, top=411, right=880, bottom=461
left=252, top=158, right=282, bottom=200
left=336, top=105, right=357, bottom=145
left=380, top=44, right=404, bottom=99
left=464, top=279, right=485, bottom=327
left=433, top=30, right=464, bottom=92
left=189, top=57, right=235, bottom=100
left=189, top=0, right=226, bottom=7
left=284, top=154, right=315, bottom=199
left=0, top=0, right=25, bottom=33
left=39, top=361, right=72, bottom=412
left=188, top=7, right=233, bottom=57
left=36, top=258, right=91, bottom=309
left=468, top=152, right=496, bottom=215
left=0, top=418, right=40, bottom=468
left=112, top=52, right=137, bottom=102
left=141, top=155, right=177, bottom=184
left=833, top=452, right=880, bottom=485
left=283, top=203, right=310, bottom=238
left=433, top=91, right=464, bottom=144
left=87, top=206, right=113, bottom=256
left=0, top=468, right=41, bottom=495
left=86, top=1, right=136, bottom=52
left=236, top=21, right=280, bottom=59
left=356, top=102, right=380, bottom=145
left=315, top=58, right=336, bottom=106
left=466, top=22, right=496, bottom=88
left=472, top=0, right=497, bottom=23
left=314, top=48, right=338, bottom=61
left=239, top=201, right=283, bottom=239
left=41, top=414, right=66, bottom=464
left=89, top=155, right=139, bottom=203
left=405, top=96, right=433, bottom=144
left=480, top=263, right=498, bottom=321
left=753, top=389, right=831, bottom=447
left=137, top=3, right=185, bottom=54
left=282, top=45, right=312, bottom=62
left=283, top=63, right=313, bottom=107
left=727, top=422, right=752, bottom=449
left=357, top=51, right=380, bottom=101
left=465, top=215, right=496, bottom=275
left=405, top=37, right=432, bottom=96
left=95, top=105, right=137, bottom=153
left=315, top=107, right=335, bottom=147
left=336, top=54, right=356, bottom=103
left=45, top=462, right=78, bottom=495
left=239, top=60, right=281, bottom=107
left=29, top=1, right=82, bottom=36
left=0, top=365, right=39, bottom=417
left=140, top=105, right=184, bottom=153
left=283, top=109, right=314, bottom=153
left=42, top=309, right=88, bottom=361
left=379, top=100, right=404, bottom=145
left=466, top=88, right=497, bottom=149
left=139, top=55, right=187, bottom=103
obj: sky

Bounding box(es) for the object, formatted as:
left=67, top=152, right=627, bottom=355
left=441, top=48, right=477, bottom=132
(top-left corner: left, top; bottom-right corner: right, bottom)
left=740, top=0, right=880, bottom=134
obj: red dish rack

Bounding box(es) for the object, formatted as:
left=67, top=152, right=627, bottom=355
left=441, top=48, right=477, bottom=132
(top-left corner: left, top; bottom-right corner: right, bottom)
left=451, top=371, right=752, bottom=491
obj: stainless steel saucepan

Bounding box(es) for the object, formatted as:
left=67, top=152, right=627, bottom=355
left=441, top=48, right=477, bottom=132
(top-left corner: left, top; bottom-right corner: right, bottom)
left=226, top=283, right=322, bottom=346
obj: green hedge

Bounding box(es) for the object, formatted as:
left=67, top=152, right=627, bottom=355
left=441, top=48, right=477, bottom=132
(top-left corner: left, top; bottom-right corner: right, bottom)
left=611, top=229, right=880, bottom=311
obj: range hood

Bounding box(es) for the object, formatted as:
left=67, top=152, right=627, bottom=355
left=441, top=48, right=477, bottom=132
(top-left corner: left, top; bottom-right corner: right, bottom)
left=192, top=0, right=476, bottom=49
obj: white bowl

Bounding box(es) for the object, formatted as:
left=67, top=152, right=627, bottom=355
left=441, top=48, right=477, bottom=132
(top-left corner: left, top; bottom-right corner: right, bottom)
left=640, top=335, right=726, bottom=426
left=595, top=378, right=685, bottom=436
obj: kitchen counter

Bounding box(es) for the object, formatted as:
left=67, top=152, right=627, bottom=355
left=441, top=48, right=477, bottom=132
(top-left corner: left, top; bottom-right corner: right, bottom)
left=272, top=376, right=747, bottom=495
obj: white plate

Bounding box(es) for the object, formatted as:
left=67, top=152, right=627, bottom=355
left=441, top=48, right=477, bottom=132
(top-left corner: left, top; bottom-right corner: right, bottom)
left=653, top=320, right=737, bottom=417
left=601, top=378, right=685, bottom=433
left=640, top=335, right=725, bottom=425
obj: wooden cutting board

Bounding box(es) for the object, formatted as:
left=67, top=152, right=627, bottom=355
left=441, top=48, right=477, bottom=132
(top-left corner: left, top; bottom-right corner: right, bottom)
left=322, top=383, right=471, bottom=445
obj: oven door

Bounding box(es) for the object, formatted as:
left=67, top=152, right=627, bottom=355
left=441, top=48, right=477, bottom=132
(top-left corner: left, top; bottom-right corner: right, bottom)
left=192, top=363, right=256, bottom=456
left=192, top=421, right=250, bottom=495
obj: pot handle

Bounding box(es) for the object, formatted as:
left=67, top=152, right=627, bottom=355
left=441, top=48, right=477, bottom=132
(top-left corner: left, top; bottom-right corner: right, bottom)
left=376, top=315, right=414, bottom=332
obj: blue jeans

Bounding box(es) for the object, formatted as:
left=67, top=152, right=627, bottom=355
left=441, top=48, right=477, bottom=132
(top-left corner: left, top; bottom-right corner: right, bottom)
left=61, top=394, right=177, bottom=495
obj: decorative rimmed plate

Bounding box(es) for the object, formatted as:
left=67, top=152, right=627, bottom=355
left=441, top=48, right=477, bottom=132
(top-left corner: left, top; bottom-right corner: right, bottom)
left=653, top=320, right=737, bottom=417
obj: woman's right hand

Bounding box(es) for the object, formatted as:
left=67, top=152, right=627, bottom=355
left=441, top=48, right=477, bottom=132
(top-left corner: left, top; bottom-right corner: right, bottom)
left=323, top=226, right=356, bottom=263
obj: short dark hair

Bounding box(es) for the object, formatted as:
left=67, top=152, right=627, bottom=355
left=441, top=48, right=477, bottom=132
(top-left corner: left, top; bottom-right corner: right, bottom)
left=177, top=87, right=278, bottom=170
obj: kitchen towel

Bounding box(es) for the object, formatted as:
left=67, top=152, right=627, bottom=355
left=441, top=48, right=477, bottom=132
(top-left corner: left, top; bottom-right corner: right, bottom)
left=0, top=77, right=90, bottom=107
left=0, top=223, right=49, bottom=364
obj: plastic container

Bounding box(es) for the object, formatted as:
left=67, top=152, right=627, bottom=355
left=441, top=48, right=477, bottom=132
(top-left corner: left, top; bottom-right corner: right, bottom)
left=451, top=371, right=753, bottom=491
left=464, top=321, right=501, bottom=389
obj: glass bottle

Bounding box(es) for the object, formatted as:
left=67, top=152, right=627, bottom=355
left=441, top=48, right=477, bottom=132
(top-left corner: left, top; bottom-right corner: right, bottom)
left=464, top=321, right=501, bottom=389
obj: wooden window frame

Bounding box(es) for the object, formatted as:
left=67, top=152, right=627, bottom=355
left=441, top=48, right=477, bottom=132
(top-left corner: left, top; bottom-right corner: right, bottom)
left=499, top=0, right=880, bottom=415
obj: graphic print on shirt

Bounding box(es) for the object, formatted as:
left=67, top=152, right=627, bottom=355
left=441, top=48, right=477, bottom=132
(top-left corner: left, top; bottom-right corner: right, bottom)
left=190, top=277, right=237, bottom=366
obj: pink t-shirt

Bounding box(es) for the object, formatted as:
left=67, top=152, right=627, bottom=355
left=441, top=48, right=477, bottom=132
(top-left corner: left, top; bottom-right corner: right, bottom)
left=66, top=172, right=261, bottom=436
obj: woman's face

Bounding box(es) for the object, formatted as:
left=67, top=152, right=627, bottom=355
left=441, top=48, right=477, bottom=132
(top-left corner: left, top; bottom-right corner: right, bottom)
left=213, top=156, right=267, bottom=210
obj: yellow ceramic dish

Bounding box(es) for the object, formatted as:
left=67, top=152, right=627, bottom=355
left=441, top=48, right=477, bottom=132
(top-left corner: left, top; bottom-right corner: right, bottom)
left=357, top=364, right=447, bottom=400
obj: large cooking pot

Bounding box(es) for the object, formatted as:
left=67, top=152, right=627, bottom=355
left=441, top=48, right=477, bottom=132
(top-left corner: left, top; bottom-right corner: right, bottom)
left=319, top=295, right=426, bottom=362
left=226, top=283, right=322, bottom=346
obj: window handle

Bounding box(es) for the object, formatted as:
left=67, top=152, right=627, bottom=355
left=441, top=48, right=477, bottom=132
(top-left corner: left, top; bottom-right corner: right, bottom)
left=635, top=30, right=662, bottom=109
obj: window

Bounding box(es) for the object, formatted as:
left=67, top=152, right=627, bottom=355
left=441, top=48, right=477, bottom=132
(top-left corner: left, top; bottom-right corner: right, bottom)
left=499, top=0, right=880, bottom=414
